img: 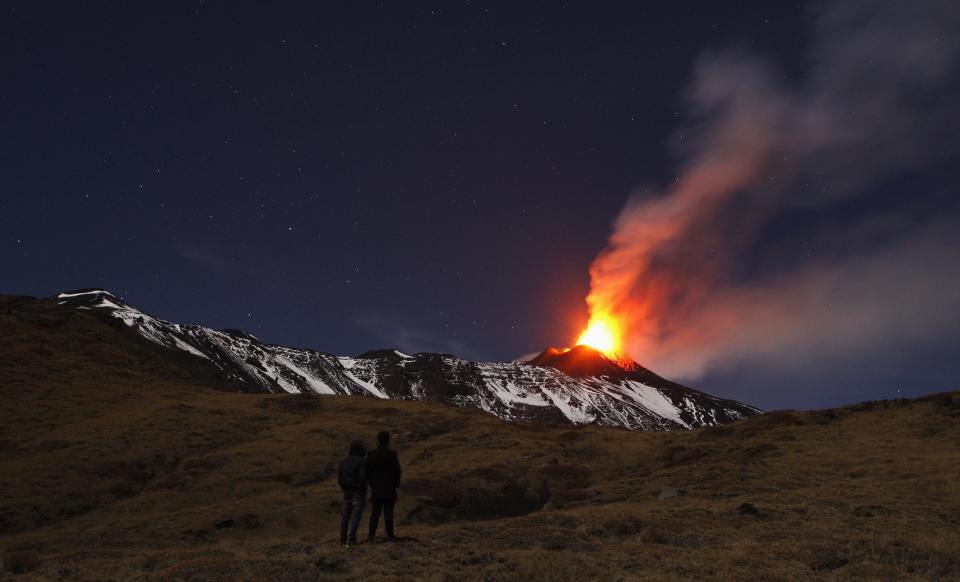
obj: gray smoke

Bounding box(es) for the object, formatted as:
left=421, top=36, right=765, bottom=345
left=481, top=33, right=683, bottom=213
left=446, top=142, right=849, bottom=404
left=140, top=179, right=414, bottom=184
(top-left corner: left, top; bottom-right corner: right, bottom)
left=587, top=0, right=960, bottom=381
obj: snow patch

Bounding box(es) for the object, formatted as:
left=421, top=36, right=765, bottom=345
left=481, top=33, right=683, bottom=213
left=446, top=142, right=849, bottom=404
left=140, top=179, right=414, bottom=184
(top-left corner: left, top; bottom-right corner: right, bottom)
left=622, top=381, right=690, bottom=429
left=342, top=369, right=388, bottom=398
left=57, top=290, right=113, bottom=299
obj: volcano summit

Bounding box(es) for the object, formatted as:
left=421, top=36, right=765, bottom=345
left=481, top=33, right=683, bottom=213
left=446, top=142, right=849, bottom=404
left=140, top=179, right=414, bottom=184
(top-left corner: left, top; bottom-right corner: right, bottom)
left=46, top=289, right=759, bottom=430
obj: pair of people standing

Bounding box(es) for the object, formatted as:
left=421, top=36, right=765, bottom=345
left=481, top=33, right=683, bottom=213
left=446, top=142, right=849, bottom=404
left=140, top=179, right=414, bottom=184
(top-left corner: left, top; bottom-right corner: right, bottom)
left=337, top=430, right=402, bottom=546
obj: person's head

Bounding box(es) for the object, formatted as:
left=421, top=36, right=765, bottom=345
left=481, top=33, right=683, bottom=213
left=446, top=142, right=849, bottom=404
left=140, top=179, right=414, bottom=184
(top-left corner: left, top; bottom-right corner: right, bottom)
left=349, top=440, right=366, bottom=456
left=377, top=431, right=390, bottom=447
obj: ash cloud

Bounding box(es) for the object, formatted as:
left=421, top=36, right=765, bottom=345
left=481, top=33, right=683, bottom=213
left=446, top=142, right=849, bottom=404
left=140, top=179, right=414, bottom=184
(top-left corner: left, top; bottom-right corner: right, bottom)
left=590, top=0, right=960, bottom=385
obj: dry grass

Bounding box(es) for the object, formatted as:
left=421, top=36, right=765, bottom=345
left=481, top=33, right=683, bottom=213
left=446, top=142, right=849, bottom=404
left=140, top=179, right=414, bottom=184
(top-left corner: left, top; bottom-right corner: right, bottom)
left=1, top=295, right=959, bottom=580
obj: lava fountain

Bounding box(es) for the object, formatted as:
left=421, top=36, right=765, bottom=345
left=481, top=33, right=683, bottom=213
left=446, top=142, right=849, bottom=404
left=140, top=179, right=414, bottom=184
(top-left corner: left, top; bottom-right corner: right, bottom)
left=574, top=312, right=622, bottom=359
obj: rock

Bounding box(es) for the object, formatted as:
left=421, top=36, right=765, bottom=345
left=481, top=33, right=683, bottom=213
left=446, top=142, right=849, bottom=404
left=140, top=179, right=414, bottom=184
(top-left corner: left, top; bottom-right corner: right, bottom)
left=853, top=504, right=891, bottom=518
left=657, top=487, right=679, bottom=500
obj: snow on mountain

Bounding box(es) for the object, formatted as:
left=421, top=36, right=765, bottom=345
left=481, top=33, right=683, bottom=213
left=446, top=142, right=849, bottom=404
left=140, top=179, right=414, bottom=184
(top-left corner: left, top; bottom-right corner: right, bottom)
left=54, top=289, right=760, bottom=430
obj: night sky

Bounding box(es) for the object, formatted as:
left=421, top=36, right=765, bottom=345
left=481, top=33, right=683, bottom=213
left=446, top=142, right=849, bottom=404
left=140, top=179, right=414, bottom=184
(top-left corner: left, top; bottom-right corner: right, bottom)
left=3, top=2, right=959, bottom=411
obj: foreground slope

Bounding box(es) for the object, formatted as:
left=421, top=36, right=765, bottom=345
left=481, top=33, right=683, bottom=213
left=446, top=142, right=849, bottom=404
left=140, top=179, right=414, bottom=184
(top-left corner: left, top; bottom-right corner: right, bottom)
left=51, top=289, right=758, bottom=430
left=1, top=293, right=959, bottom=580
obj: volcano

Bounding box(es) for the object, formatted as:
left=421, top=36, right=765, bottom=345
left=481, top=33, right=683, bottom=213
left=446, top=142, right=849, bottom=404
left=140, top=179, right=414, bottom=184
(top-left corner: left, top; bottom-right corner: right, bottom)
left=39, top=289, right=760, bottom=430
left=528, top=345, right=637, bottom=377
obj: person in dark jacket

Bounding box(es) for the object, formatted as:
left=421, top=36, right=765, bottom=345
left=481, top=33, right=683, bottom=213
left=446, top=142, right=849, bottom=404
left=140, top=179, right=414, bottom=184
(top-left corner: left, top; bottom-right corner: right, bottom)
left=337, top=440, right=367, bottom=546
left=365, top=431, right=402, bottom=542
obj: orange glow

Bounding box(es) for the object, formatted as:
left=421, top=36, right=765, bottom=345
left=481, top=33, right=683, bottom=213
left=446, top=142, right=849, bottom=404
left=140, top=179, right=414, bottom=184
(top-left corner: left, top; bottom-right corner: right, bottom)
left=575, top=313, right=622, bottom=357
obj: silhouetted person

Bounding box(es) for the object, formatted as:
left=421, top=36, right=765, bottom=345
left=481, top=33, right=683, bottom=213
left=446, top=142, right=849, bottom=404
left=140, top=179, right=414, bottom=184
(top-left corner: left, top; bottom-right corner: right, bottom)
left=366, top=430, right=401, bottom=542
left=337, top=440, right=367, bottom=546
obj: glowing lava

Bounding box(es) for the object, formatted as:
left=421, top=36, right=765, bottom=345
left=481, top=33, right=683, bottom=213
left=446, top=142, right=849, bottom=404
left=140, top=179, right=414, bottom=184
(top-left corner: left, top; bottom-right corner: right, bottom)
left=575, top=313, right=621, bottom=357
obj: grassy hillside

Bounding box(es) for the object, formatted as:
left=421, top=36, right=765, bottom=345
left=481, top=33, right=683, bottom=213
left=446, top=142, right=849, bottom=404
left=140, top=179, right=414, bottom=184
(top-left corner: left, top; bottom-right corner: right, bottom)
left=1, top=295, right=959, bottom=580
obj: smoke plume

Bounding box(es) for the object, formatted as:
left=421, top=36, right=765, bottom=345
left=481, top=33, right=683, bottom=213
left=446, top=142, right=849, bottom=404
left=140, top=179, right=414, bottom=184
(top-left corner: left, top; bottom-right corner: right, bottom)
left=588, top=0, right=960, bottom=380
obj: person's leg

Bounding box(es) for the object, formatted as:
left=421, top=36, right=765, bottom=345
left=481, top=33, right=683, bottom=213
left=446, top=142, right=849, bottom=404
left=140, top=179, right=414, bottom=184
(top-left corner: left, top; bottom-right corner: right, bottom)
left=339, top=494, right=352, bottom=544
left=348, top=495, right=364, bottom=542
left=384, top=496, right=396, bottom=539
left=368, top=497, right=383, bottom=541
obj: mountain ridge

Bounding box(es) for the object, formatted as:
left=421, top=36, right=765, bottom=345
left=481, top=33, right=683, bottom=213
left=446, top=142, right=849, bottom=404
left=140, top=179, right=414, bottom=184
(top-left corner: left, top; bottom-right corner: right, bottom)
left=48, top=288, right=760, bottom=430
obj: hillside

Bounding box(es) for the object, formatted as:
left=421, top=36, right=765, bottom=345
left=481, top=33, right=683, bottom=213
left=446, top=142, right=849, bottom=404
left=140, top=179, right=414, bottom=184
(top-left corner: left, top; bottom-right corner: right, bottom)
left=1, top=293, right=959, bottom=580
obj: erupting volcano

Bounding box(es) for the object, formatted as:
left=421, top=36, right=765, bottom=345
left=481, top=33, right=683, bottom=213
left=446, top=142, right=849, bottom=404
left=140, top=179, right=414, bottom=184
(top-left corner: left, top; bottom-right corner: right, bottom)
left=45, top=289, right=760, bottom=431
left=532, top=312, right=638, bottom=377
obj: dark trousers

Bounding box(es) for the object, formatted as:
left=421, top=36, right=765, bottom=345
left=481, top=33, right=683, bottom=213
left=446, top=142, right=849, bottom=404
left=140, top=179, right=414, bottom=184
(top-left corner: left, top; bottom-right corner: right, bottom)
left=340, top=491, right=365, bottom=542
left=368, top=496, right=396, bottom=539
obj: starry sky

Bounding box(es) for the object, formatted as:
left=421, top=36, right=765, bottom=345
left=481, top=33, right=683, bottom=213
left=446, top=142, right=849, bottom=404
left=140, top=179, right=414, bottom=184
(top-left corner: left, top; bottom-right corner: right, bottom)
left=3, top=2, right=958, bottom=410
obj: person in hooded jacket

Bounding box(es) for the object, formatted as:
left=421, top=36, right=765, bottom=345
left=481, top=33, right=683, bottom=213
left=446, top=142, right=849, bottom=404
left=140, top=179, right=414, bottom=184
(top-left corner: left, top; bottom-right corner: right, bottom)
left=337, top=440, right=367, bottom=546
left=365, top=430, right=402, bottom=542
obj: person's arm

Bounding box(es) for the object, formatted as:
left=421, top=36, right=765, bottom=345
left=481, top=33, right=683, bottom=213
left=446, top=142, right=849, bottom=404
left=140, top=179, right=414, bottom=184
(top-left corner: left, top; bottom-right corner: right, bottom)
left=358, top=460, right=367, bottom=489
left=365, top=456, right=374, bottom=486
left=393, top=452, right=401, bottom=487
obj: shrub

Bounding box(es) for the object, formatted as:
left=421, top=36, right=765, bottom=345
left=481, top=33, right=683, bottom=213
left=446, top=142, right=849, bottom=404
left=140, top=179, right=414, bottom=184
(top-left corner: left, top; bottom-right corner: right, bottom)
left=3, top=550, right=40, bottom=574
left=539, top=463, right=591, bottom=489
left=588, top=516, right=645, bottom=540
